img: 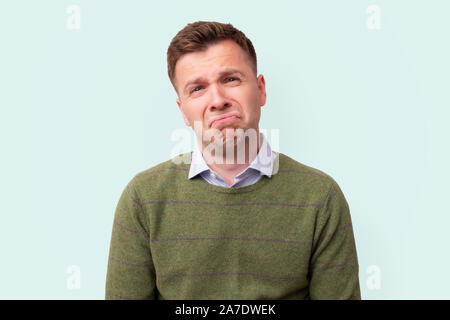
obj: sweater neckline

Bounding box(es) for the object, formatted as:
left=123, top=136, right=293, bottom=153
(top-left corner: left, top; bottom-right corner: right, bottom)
left=191, top=172, right=273, bottom=194
left=179, top=152, right=280, bottom=194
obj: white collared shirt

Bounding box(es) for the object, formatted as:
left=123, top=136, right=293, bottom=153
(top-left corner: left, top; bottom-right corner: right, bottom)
left=188, top=132, right=276, bottom=188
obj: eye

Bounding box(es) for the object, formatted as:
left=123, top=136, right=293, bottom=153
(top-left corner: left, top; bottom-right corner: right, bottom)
left=191, top=86, right=202, bottom=93
left=226, top=77, right=238, bottom=82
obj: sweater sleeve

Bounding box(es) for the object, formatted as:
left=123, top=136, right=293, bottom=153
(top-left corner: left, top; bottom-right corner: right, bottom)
left=105, top=179, right=157, bottom=300
left=308, top=180, right=361, bottom=300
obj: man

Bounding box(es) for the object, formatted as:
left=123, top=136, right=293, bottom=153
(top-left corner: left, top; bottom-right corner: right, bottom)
left=105, top=21, right=361, bottom=300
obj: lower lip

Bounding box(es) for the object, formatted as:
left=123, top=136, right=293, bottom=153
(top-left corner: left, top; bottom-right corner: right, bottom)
left=211, top=115, right=239, bottom=127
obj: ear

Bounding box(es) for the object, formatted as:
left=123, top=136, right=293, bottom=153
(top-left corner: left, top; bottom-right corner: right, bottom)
left=176, top=97, right=191, bottom=127
left=257, top=74, right=267, bottom=107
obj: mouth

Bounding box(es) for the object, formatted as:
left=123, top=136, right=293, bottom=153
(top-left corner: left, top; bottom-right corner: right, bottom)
left=209, top=113, right=241, bottom=128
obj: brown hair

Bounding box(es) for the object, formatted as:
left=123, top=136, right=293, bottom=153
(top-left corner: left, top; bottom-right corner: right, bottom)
left=167, top=21, right=257, bottom=93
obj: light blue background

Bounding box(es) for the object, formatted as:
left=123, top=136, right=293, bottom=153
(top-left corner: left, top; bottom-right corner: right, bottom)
left=1, top=0, right=448, bottom=299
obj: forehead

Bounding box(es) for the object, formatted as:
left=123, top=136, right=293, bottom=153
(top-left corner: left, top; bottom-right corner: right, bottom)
left=174, top=40, right=253, bottom=84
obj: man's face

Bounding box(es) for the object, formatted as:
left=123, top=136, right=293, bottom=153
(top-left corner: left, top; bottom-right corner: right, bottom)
left=175, top=39, right=266, bottom=149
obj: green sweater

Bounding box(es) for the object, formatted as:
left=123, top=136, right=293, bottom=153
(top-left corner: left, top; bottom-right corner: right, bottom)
left=105, top=152, right=361, bottom=300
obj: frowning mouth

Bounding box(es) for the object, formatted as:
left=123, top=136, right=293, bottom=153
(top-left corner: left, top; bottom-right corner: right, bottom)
left=209, top=113, right=241, bottom=128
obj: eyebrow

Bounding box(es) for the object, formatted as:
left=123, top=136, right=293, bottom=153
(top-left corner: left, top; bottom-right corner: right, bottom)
left=183, top=68, right=247, bottom=94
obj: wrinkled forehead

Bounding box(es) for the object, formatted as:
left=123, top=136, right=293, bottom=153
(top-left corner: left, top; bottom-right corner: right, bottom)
left=174, top=40, right=254, bottom=88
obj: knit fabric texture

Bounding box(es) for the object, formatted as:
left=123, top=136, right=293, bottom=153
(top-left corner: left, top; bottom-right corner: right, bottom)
left=105, top=152, right=361, bottom=300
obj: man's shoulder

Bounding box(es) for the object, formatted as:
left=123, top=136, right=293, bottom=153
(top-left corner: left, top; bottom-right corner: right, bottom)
left=277, top=152, right=342, bottom=193
left=128, top=152, right=191, bottom=190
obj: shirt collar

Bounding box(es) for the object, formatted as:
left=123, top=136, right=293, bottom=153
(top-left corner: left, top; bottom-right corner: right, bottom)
left=188, top=131, right=274, bottom=180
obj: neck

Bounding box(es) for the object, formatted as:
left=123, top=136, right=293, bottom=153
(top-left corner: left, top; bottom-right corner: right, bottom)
left=198, top=130, right=261, bottom=186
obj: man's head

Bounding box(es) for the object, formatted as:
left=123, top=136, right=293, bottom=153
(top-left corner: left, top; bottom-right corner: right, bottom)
left=167, top=21, right=258, bottom=93
left=167, top=21, right=266, bottom=160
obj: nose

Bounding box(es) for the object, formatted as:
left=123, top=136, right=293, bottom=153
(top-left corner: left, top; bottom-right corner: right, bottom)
left=208, top=83, right=231, bottom=111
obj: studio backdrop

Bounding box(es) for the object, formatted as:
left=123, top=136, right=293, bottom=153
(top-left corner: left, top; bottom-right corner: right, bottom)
left=0, top=0, right=448, bottom=299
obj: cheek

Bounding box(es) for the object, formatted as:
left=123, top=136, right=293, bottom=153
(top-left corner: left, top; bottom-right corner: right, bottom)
left=183, top=101, right=207, bottom=122
left=237, top=86, right=260, bottom=109
left=226, top=85, right=253, bottom=104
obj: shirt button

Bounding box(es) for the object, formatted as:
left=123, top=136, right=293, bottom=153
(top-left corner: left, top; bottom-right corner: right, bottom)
left=210, top=172, right=216, bottom=178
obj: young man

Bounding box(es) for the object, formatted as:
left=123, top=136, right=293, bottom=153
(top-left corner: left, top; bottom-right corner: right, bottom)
left=105, top=21, right=361, bottom=300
